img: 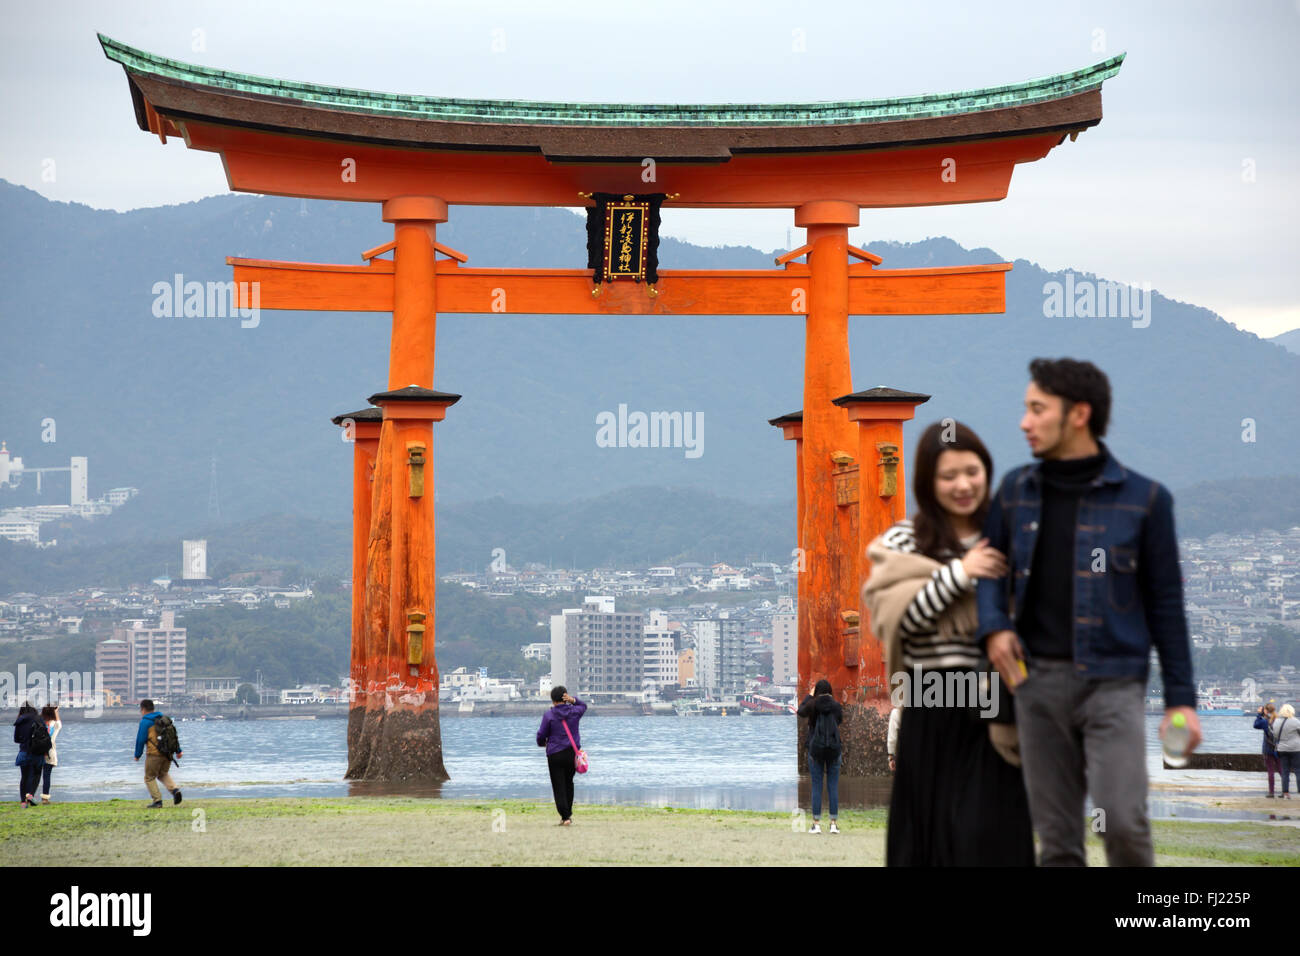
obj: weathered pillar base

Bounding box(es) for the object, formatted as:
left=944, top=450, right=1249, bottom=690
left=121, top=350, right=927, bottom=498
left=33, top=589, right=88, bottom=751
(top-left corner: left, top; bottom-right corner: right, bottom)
left=798, top=699, right=891, bottom=776
left=345, top=704, right=369, bottom=779
left=345, top=703, right=449, bottom=783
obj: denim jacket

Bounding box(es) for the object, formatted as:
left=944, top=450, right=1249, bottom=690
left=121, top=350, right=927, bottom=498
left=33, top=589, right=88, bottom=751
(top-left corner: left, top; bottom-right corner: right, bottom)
left=975, top=442, right=1195, bottom=708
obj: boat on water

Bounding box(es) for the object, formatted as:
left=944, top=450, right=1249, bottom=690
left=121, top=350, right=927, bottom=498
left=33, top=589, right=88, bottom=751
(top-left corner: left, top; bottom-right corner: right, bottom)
left=1145, top=688, right=1253, bottom=717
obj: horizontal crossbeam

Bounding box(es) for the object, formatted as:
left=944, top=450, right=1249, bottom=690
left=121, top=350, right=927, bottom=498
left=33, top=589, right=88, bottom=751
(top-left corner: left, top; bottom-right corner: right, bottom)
left=226, top=258, right=1010, bottom=316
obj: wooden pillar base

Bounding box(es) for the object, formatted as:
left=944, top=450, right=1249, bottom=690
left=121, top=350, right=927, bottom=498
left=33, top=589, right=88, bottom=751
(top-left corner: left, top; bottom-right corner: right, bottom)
left=345, top=700, right=448, bottom=783
left=798, top=698, right=892, bottom=776
left=345, top=704, right=369, bottom=779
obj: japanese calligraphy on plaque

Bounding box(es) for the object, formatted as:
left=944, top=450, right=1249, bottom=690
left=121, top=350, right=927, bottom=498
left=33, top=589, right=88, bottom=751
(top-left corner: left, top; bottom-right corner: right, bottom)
left=585, top=192, right=665, bottom=284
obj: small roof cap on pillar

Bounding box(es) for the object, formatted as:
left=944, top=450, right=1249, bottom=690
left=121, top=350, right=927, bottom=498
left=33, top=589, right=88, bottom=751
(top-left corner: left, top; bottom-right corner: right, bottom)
left=331, top=406, right=383, bottom=426
left=767, top=411, right=803, bottom=426
left=367, top=385, right=462, bottom=406
left=832, top=386, right=931, bottom=407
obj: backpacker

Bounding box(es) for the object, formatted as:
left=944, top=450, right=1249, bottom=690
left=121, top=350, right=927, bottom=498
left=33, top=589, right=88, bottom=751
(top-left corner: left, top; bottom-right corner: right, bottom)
left=810, top=708, right=841, bottom=758
left=154, top=715, right=182, bottom=761
left=27, top=719, right=52, bottom=758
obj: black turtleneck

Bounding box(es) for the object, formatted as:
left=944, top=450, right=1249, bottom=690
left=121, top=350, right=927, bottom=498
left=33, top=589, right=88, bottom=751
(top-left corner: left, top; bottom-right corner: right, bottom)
left=1018, top=447, right=1107, bottom=660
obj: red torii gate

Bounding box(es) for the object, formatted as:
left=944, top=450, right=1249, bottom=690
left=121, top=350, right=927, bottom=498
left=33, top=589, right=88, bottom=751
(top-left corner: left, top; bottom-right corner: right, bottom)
left=102, top=34, right=1122, bottom=779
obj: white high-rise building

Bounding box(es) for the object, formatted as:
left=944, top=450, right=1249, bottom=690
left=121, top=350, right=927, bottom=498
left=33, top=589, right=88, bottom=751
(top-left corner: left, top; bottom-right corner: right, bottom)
left=772, top=596, right=797, bottom=686
left=549, top=596, right=643, bottom=696
left=694, top=615, right=745, bottom=697
left=70, top=457, right=88, bottom=506
left=104, top=611, right=187, bottom=702
left=643, top=609, right=679, bottom=691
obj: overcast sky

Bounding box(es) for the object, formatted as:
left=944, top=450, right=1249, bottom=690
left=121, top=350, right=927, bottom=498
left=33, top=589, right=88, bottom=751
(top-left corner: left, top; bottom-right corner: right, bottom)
left=3, top=0, right=1297, bottom=337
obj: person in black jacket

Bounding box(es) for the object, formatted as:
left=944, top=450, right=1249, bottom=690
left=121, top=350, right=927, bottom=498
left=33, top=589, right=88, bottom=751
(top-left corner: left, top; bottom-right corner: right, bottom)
left=13, top=702, right=45, bottom=808
left=798, top=679, right=843, bottom=834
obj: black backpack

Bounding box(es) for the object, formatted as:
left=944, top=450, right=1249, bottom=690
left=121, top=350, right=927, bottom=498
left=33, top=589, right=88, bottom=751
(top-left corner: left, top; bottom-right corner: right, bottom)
left=154, top=715, right=182, bottom=760
left=810, top=708, right=842, bottom=758
left=27, top=719, right=52, bottom=757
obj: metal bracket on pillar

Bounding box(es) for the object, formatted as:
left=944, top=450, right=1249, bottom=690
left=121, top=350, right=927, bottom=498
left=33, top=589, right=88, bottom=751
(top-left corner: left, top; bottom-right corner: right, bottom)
left=406, top=610, right=427, bottom=666
left=841, top=610, right=861, bottom=668
left=831, top=451, right=858, bottom=507
left=875, top=442, right=900, bottom=497
left=406, top=441, right=426, bottom=497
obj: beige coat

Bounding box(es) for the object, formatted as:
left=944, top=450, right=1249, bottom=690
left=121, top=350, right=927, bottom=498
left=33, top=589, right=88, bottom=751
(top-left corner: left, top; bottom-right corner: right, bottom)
left=861, top=536, right=978, bottom=682
left=45, top=719, right=61, bottom=766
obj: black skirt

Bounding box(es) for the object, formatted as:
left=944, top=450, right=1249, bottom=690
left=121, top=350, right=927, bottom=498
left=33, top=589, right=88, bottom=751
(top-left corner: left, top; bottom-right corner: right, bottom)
left=887, top=675, right=1035, bottom=866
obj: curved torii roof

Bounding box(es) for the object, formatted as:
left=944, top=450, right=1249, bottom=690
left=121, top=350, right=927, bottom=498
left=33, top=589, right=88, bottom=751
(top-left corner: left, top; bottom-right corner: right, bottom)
left=99, top=34, right=1124, bottom=208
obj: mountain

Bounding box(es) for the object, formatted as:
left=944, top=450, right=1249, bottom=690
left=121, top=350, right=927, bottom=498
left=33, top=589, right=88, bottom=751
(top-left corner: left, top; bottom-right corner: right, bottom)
left=1, top=180, right=1297, bottom=541
left=0, top=485, right=795, bottom=592
left=1272, top=328, right=1300, bottom=355
left=6, top=473, right=1297, bottom=595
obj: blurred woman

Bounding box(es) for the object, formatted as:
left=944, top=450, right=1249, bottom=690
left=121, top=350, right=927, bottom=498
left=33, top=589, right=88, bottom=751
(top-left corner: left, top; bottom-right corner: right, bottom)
left=536, top=686, right=587, bottom=825
left=40, top=704, right=61, bottom=804
left=863, top=420, right=1034, bottom=866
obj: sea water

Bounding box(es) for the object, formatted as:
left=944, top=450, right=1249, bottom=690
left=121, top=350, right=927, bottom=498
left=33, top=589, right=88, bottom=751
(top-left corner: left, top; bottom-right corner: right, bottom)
left=19, top=713, right=1276, bottom=819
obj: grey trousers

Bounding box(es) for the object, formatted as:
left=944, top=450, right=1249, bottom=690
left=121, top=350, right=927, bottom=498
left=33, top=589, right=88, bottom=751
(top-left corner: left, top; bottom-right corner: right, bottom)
left=1013, top=658, right=1154, bottom=866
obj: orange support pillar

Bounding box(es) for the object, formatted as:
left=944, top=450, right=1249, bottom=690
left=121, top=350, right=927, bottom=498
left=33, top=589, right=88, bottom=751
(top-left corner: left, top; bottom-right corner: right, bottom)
left=793, top=200, right=863, bottom=770
left=348, top=193, right=459, bottom=782
left=333, top=406, right=383, bottom=776
left=349, top=386, right=459, bottom=781
left=384, top=196, right=445, bottom=389
left=833, top=386, right=930, bottom=773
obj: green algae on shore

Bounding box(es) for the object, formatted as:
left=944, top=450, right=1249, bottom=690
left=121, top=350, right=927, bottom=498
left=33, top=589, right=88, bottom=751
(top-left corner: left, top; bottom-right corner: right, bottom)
left=0, top=798, right=1294, bottom=867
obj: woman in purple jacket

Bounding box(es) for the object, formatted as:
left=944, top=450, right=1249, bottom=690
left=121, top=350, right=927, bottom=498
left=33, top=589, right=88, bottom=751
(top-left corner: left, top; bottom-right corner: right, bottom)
left=537, top=686, right=586, bottom=825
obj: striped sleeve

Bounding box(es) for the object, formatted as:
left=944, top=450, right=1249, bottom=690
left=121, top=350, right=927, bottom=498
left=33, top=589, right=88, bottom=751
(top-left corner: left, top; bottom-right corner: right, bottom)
left=899, top=557, right=974, bottom=637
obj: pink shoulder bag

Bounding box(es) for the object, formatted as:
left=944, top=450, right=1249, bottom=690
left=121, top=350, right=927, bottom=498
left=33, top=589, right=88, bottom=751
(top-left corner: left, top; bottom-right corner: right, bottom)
left=561, top=718, right=588, bottom=774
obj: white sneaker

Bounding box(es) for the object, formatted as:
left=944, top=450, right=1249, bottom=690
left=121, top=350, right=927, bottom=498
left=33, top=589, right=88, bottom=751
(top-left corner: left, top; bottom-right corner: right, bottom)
left=829, top=822, right=840, bottom=834
left=809, top=823, right=822, bottom=834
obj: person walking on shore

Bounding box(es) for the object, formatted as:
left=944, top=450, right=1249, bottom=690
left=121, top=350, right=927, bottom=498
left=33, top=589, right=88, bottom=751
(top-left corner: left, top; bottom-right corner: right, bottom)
left=865, top=420, right=1034, bottom=865
left=1272, top=704, right=1300, bottom=799
left=1254, top=702, right=1280, bottom=797
left=978, top=358, right=1200, bottom=866
left=134, top=699, right=183, bottom=808
left=797, top=679, right=843, bottom=834
left=536, top=686, right=586, bottom=825
left=39, top=704, right=61, bottom=804
left=13, top=702, right=50, bottom=808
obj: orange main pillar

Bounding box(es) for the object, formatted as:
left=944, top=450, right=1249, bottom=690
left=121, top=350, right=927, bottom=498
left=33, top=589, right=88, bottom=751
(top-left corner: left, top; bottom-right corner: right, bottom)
left=349, top=194, right=457, bottom=782
left=794, top=200, right=863, bottom=772
left=834, top=387, right=929, bottom=772
left=333, top=406, right=383, bottom=776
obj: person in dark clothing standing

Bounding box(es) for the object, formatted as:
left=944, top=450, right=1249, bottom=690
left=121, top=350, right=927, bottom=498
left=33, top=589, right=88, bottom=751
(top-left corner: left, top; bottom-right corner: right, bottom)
left=13, top=702, right=46, bottom=807
left=1254, top=703, right=1280, bottom=797
left=978, top=358, right=1200, bottom=866
left=798, top=679, right=844, bottom=834
left=536, top=686, right=586, bottom=825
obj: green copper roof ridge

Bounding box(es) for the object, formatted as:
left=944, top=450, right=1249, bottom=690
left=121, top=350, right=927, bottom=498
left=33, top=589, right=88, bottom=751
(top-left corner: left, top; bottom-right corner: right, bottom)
left=98, top=34, right=1124, bottom=128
